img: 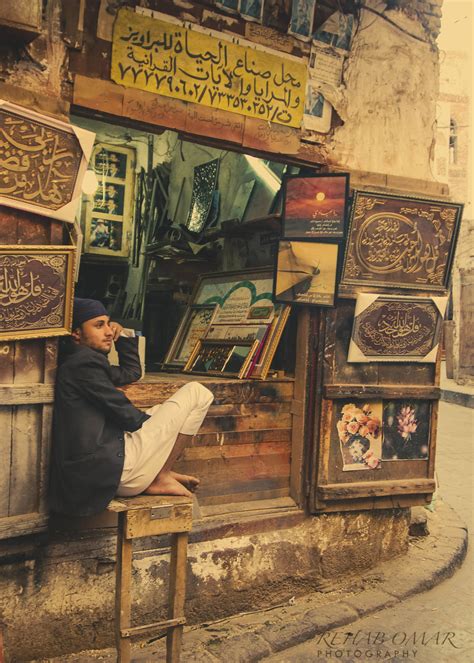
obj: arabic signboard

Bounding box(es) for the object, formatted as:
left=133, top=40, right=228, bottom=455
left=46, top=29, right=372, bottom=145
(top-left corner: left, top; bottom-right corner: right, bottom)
left=0, top=246, right=75, bottom=341
left=348, top=294, right=447, bottom=363
left=0, top=100, right=95, bottom=223
left=111, top=8, right=307, bottom=128
left=341, top=191, right=463, bottom=295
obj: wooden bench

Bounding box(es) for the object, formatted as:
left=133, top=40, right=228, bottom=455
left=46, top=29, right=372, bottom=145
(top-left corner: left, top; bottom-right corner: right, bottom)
left=107, top=495, right=193, bottom=663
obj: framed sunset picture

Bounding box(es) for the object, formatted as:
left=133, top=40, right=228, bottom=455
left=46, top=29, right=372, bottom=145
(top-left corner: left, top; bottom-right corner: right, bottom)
left=282, top=173, right=349, bottom=239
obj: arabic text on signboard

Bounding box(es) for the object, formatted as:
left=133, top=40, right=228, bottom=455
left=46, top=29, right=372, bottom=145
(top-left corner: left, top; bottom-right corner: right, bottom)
left=111, top=8, right=307, bottom=128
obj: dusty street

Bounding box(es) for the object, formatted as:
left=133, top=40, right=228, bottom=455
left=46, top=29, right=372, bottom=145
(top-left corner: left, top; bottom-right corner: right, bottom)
left=264, top=401, right=474, bottom=663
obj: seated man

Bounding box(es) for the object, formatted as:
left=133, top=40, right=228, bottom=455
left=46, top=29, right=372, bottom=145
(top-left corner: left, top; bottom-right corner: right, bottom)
left=49, top=298, right=214, bottom=517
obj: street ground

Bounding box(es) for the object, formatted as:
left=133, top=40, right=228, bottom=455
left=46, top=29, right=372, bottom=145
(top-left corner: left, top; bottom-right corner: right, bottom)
left=263, top=400, right=474, bottom=663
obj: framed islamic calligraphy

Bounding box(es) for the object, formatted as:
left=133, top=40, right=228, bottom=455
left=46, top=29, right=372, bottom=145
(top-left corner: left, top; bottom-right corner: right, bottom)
left=340, top=191, right=463, bottom=296
left=0, top=245, right=75, bottom=341
left=0, top=100, right=95, bottom=223
left=83, top=143, right=135, bottom=258
left=348, top=293, right=448, bottom=363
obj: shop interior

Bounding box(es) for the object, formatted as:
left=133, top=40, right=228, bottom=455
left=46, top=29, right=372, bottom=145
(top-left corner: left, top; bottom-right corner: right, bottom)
left=71, top=115, right=314, bottom=380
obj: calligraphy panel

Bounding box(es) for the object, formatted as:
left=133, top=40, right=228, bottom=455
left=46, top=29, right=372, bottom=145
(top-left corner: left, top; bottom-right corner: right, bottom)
left=0, top=246, right=75, bottom=340
left=111, top=8, right=307, bottom=128
left=0, top=100, right=95, bottom=223
left=340, top=191, right=463, bottom=295
left=348, top=294, right=447, bottom=363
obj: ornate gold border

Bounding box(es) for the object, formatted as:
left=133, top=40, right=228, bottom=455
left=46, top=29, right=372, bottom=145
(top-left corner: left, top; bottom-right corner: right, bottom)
left=0, top=245, right=76, bottom=341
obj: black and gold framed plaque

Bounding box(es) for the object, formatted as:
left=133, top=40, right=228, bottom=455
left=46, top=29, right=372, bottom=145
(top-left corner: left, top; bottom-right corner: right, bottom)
left=348, top=293, right=447, bottom=363
left=0, top=245, right=75, bottom=340
left=0, top=100, right=95, bottom=223
left=340, top=191, right=463, bottom=296
left=183, top=339, right=259, bottom=378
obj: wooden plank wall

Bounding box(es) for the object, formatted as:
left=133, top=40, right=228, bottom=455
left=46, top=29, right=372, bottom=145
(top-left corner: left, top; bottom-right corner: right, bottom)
left=123, top=377, right=294, bottom=506
left=311, top=300, right=439, bottom=512
left=0, top=206, right=62, bottom=538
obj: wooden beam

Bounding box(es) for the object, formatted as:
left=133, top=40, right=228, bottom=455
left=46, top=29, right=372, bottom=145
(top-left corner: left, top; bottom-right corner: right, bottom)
left=318, top=478, right=436, bottom=501
left=324, top=385, right=440, bottom=400
left=0, top=384, right=54, bottom=405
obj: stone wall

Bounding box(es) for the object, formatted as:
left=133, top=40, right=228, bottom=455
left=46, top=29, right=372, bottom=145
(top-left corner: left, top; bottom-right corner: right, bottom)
left=0, top=509, right=409, bottom=660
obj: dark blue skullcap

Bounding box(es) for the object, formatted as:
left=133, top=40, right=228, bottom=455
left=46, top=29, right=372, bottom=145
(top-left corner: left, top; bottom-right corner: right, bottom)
left=73, top=298, right=108, bottom=329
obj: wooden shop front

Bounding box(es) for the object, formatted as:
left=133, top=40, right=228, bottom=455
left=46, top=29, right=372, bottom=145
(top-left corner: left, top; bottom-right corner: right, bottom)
left=0, top=1, right=462, bottom=544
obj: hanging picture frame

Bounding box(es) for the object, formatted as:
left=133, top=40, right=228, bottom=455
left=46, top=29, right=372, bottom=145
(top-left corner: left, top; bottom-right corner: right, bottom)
left=348, top=293, right=448, bottom=363
left=0, top=245, right=75, bottom=341
left=83, top=143, right=135, bottom=258
left=274, top=240, right=339, bottom=306
left=0, top=100, right=95, bottom=223
left=184, top=158, right=220, bottom=235
left=282, top=173, right=349, bottom=239
left=340, top=190, right=463, bottom=296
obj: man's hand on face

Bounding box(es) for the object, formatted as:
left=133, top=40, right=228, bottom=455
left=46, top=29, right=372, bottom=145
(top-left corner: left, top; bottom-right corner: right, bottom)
left=109, top=322, right=124, bottom=342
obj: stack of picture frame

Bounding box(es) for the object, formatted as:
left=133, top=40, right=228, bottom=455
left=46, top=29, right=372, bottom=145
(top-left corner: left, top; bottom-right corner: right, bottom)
left=274, top=172, right=350, bottom=307
left=162, top=268, right=291, bottom=379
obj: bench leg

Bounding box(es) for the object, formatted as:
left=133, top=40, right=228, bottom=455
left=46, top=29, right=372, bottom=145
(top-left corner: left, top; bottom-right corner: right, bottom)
left=115, top=513, right=133, bottom=663
left=166, top=532, right=188, bottom=663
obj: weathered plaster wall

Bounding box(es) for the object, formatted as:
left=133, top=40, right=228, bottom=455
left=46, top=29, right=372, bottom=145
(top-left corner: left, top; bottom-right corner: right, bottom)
left=326, top=2, right=440, bottom=179
left=0, top=509, right=409, bottom=660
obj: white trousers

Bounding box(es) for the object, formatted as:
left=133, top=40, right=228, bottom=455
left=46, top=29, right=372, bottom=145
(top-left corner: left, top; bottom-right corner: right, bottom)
left=117, top=382, right=214, bottom=496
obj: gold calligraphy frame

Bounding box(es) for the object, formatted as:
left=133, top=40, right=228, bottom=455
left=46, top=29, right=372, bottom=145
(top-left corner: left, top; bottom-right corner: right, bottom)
left=0, top=100, right=95, bottom=223
left=340, top=190, right=463, bottom=297
left=0, top=245, right=76, bottom=341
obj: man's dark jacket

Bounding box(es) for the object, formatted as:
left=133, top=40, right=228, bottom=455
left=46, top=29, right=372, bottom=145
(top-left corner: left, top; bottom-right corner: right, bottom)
left=49, top=337, right=149, bottom=517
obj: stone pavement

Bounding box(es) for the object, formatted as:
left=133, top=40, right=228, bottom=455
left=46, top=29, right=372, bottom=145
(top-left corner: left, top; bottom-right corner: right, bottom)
left=440, top=361, right=474, bottom=409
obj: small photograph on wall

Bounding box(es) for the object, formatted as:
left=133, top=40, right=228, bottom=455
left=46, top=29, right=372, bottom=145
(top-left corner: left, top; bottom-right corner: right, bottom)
left=288, top=0, right=317, bottom=40
left=382, top=401, right=431, bottom=460
left=92, top=182, right=125, bottom=216
left=313, top=11, right=355, bottom=52
left=94, top=148, right=127, bottom=179
left=263, top=0, right=291, bottom=31
left=283, top=173, right=349, bottom=239
left=240, top=0, right=263, bottom=22
left=89, top=218, right=123, bottom=252
left=303, top=83, right=332, bottom=134
left=274, top=240, right=338, bottom=306
left=336, top=401, right=382, bottom=471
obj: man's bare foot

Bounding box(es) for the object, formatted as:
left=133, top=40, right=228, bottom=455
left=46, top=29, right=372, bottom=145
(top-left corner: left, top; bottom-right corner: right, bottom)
left=144, top=471, right=192, bottom=497
left=170, top=471, right=200, bottom=492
